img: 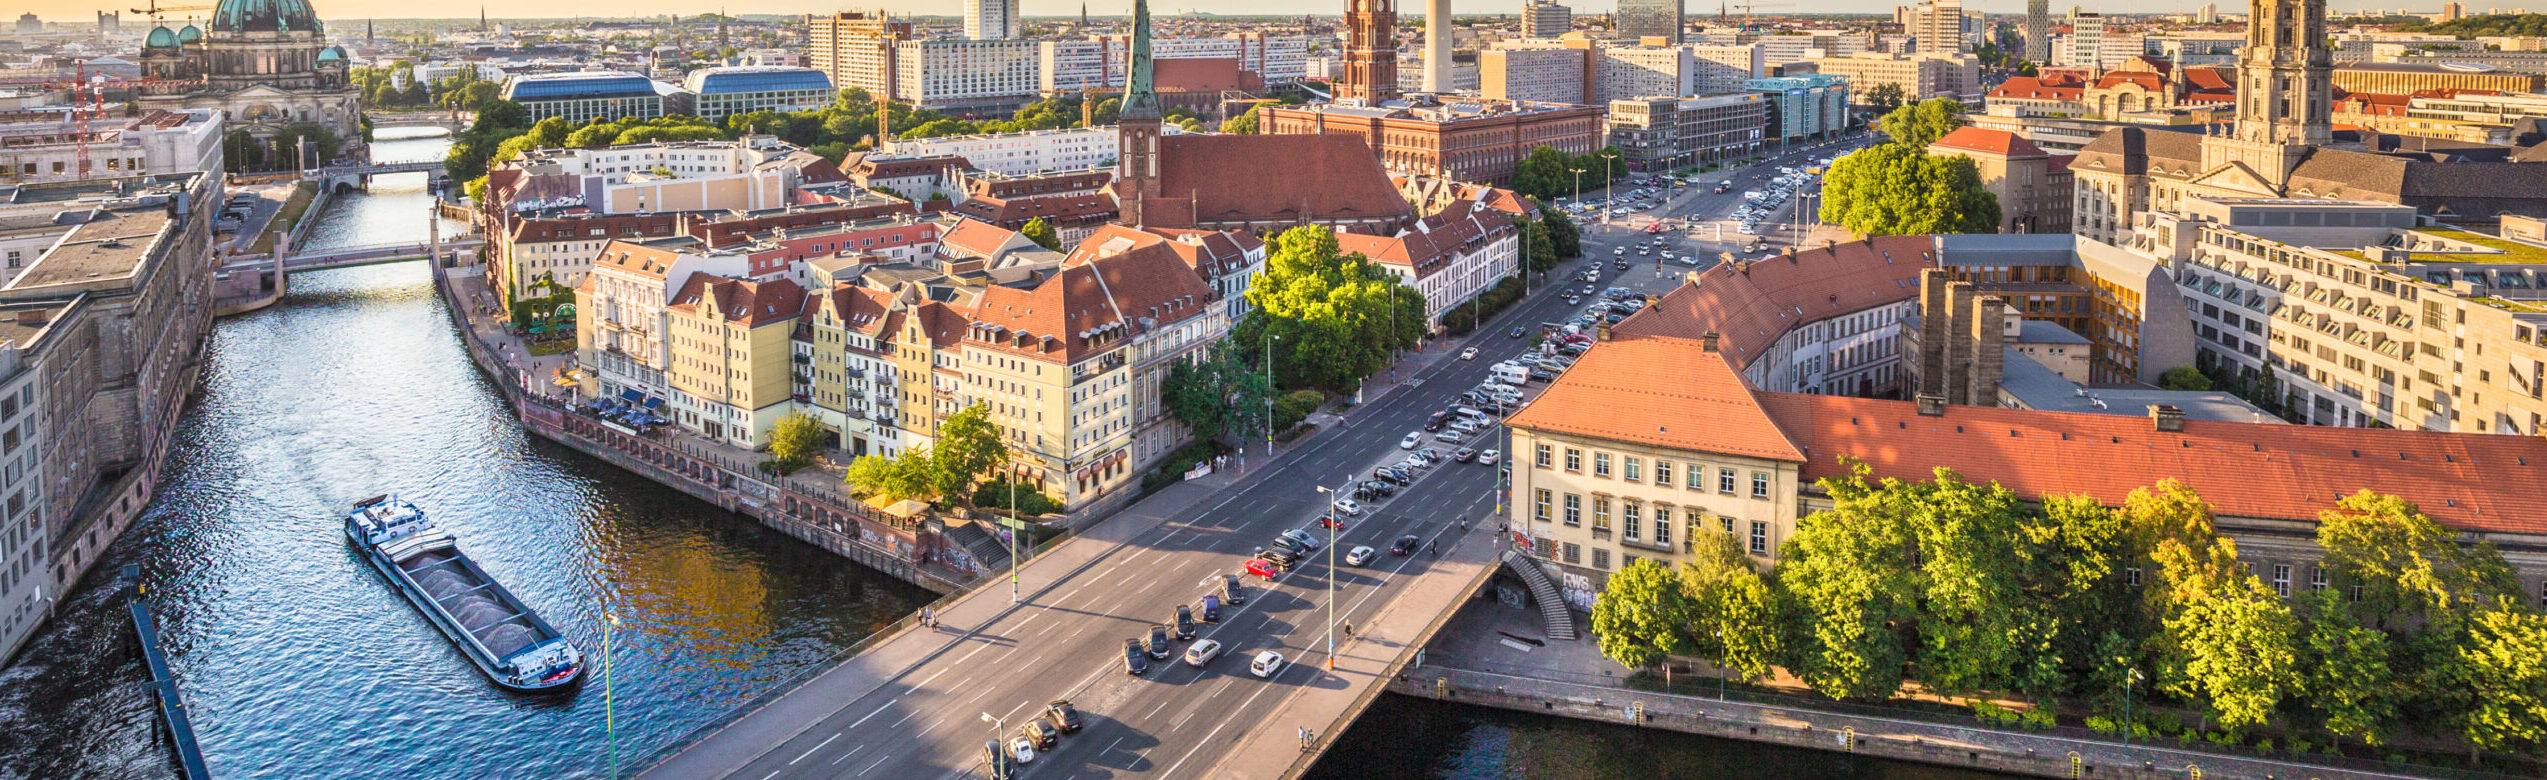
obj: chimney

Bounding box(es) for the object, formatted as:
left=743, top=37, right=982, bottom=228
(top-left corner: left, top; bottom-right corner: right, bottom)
left=1701, top=331, right=1719, bottom=352
left=1914, top=393, right=1947, bottom=417
left=2150, top=404, right=2186, bottom=433
left=1596, top=321, right=1612, bottom=342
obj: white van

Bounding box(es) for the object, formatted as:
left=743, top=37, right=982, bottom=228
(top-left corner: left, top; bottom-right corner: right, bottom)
left=1491, top=363, right=1530, bottom=385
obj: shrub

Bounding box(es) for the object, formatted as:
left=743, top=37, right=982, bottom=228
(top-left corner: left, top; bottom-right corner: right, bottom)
left=2086, top=716, right=2119, bottom=734
left=971, top=479, right=1062, bottom=515
left=2022, top=709, right=2056, bottom=730
left=1273, top=390, right=1324, bottom=429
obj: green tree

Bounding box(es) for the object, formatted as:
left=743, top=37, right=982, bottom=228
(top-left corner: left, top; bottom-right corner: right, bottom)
left=1819, top=144, right=2001, bottom=236
left=928, top=403, right=1009, bottom=507
left=765, top=413, right=827, bottom=471
left=472, top=98, right=528, bottom=132
left=1020, top=217, right=1062, bottom=251
left=2439, top=606, right=2547, bottom=755
left=2291, top=588, right=2400, bottom=745
left=2158, top=365, right=2213, bottom=391
left=1903, top=471, right=2034, bottom=698
left=1237, top=226, right=1428, bottom=393
left=522, top=116, right=573, bottom=149
left=566, top=123, right=621, bottom=148
left=1877, top=97, right=1968, bottom=149
left=1162, top=341, right=1272, bottom=445
left=1863, top=82, right=1908, bottom=114
left=1539, top=204, right=1581, bottom=258
left=2316, top=490, right=2522, bottom=629
left=1223, top=104, right=1262, bottom=134
left=270, top=123, right=344, bottom=168
left=845, top=451, right=934, bottom=501
left=2150, top=524, right=2300, bottom=733
left=1779, top=463, right=1922, bottom=701
left=1590, top=559, right=1693, bottom=672
left=1519, top=219, right=1559, bottom=273
left=1681, top=530, right=1782, bottom=682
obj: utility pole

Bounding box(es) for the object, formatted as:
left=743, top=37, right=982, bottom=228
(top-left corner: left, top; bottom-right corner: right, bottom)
left=1316, top=480, right=1347, bottom=670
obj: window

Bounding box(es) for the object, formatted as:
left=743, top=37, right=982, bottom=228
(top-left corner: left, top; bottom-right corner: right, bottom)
left=1718, top=467, right=1736, bottom=494
left=1721, top=515, right=1735, bottom=535
left=1748, top=522, right=1768, bottom=554
left=1535, top=443, right=1553, bottom=468
left=1564, top=448, right=1582, bottom=472
left=1622, top=502, right=1642, bottom=540
left=1654, top=515, right=1672, bottom=547
left=1654, top=460, right=1673, bottom=487
left=2126, top=567, right=2142, bottom=588
left=2310, top=566, right=2327, bottom=591
left=1563, top=493, right=1581, bottom=526
left=1593, top=453, right=1612, bottom=477
left=1592, top=496, right=1612, bottom=531
left=1563, top=542, right=1581, bottom=564
left=1623, top=457, right=1642, bottom=482
left=2272, top=564, right=2291, bottom=598
left=1751, top=471, right=1770, bottom=499
left=1533, top=489, right=1552, bottom=522
left=1592, top=548, right=1610, bottom=570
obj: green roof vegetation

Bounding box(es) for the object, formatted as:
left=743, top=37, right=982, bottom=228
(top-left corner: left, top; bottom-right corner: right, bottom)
left=2473, top=296, right=2547, bottom=313
left=2409, top=227, right=2547, bottom=264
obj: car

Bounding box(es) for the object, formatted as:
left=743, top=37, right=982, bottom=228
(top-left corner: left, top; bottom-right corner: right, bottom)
left=1250, top=650, right=1286, bottom=678
left=1460, top=347, right=1479, bottom=360
left=1345, top=545, right=1377, bottom=565
left=1416, top=447, right=1444, bottom=462
left=1509, top=326, right=1526, bottom=339
left=1433, top=429, right=1465, bottom=443
left=1184, top=638, right=1225, bottom=667
left=1210, top=573, right=1247, bottom=604
left=986, top=739, right=1018, bottom=778
left=1146, top=625, right=1174, bottom=658
left=1199, top=593, right=1222, bottom=622
left=1582, top=284, right=1596, bottom=295
left=1244, top=558, right=1281, bottom=580
left=1399, top=432, right=1421, bottom=449
left=1333, top=498, right=1363, bottom=516
left=1479, top=449, right=1502, bottom=465
left=1317, top=514, right=1346, bottom=532
left=1359, top=479, right=1395, bottom=498
left=1281, top=528, right=1324, bottom=551
left=1021, top=718, right=1060, bottom=750
left=1391, top=534, right=1422, bottom=556
left=1009, top=735, right=1038, bottom=765
left=1453, top=447, right=1478, bottom=463
left=1425, top=411, right=1449, bottom=431
left=1267, top=536, right=1307, bottom=556
left=1562, top=294, right=1579, bottom=305
left=1045, top=700, right=1083, bottom=733
left=1173, top=605, right=1198, bottom=639
left=1124, top=638, right=1151, bottom=674
left=1529, top=368, right=1558, bottom=382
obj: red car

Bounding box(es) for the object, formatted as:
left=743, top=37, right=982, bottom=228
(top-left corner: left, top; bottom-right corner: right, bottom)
left=1318, top=515, right=1346, bottom=530
left=1244, top=558, right=1281, bottom=580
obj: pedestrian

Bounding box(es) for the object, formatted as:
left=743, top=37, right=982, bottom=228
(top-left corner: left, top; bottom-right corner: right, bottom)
left=1343, top=620, right=1353, bottom=637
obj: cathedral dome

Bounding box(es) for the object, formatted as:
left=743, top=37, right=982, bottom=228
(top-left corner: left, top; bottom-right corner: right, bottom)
left=316, top=45, right=344, bottom=62
left=208, top=0, right=318, bottom=33
left=146, top=26, right=178, bottom=48
left=177, top=24, right=201, bottom=43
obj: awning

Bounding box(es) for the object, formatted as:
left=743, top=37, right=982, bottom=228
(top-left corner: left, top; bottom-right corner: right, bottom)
left=644, top=396, right=666, bottom=410
left=619, top=389, right=644, bottom=403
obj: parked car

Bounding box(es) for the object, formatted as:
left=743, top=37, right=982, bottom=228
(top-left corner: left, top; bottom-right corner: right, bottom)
left=1021, top=718, right=1060, bottom=751
left=1345, top=545, right=1378, bottom=565
left=1332, top=498, right=1363, bottom=516
left=1424, top=411, right=1449, bottom=432
left=1280, top=529, right=1324, bottom=551
left=1146, top=625, right=1173, bottom=659
left=1045, top=700, right=1083, bottom=733
left=1173, top=605, right=1198, bottom=639
left=986, top=740, right=1017, bottom=778
left=1250, top=650, right=1286, bottom=678
left=1267, top=536, right=1307, bottom=556
left=1244, top=558, right=1281, bottom=580
left=1433, top=429, right=1465, bottom=443
left=1399, top=432, right=1421, bottom=449
left=1184, top=638, right=1224, bottom=667
left=1391, top=534, right=1422, bottom=556
left=1214, top=573, right=1247, bottom=604
left=1008, top=736, right=1037, bottom=765
left=1199, top=593, right=1222, bottom=622
left=1124, top=638, right=1151, bottom=674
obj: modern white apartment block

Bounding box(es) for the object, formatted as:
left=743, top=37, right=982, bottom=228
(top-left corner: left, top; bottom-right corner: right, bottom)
left=505, top=137, right=809, bottom=215
left=884, top=126, right=1126, bottom=176
left=1480, top=46, right=1591, bottom=104
left=1522, top=0, right=1573, bottom=38
left=1686, top=44, right=1765, bottom=96
left=1038, top=34, right=1310, bottom=92
left=893, top=39, right=1043, bottom=111
left=964, top=0, right=1020, bottom=41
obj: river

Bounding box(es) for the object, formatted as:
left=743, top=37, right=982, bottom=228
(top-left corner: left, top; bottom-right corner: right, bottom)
left=0, top=127, right=2009, bottom=780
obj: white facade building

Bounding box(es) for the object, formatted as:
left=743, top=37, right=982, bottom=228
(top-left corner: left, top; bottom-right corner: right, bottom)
left=0, top=108, right=220, bottom=185
left=1038, top=34, right=1310, bottom=93
left=894, top=39, right=1041, bottom=111
left=884, top=126, right=1133, bottom=176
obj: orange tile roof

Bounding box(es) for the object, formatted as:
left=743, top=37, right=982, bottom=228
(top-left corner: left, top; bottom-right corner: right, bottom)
left=1612, top=235, right=1934, bottom=371
left=667, top=275, right=806, bottom=327
left=1334, top=200, right=1515, bottom=280
left=1505, top=334, right=1805, bottom=462
left=967, top=240, right=1219, bottom=362
left=1931, top=127, right=2048, bottom=158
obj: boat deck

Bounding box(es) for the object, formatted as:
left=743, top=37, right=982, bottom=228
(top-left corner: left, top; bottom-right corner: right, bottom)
left=398, top=549, right=542, bottom=660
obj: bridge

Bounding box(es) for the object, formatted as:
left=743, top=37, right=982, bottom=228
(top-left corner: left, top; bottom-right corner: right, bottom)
left=364, top=110, right=474, bottom=132
left=221, top=238, right=485, bottom=276
left=305, top=159, right=447, bottom=192
left=636, top=272, right=1599, bottom=780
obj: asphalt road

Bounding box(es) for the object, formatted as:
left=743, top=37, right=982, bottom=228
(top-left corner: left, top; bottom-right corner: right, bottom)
left=698, top=148, right=1858, bottom=780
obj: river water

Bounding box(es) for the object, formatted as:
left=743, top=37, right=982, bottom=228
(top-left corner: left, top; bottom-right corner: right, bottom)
left=0, top=127, right=2005, bottom=780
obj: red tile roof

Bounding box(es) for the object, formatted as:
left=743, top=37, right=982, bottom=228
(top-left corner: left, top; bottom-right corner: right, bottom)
left=1138, top=134, right=1412, bottom=230
left=667, top=275, right=807, bottom=326
left=1067, top=224, right=1262, bottom=279
left=1333, top=200, right=1516, bottom=280
left=1612, top=235, right=1934, bottom=371
left=966, top=241, right=1220, bottom=362
left=1506, top=334, right=1804, bottom=462
left=952, top=192, right=1119, bottom=227
left=2184, top=66, right=2233, bottom=91
left=1988, top=76, right=2084, bottom=101
left=1930, top=127, right=2049, bottom=158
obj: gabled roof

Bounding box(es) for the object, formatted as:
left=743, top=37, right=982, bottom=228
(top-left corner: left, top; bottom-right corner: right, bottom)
left=1505, top=334, right=1804, bottom=462
left=1143, top=134, right=1412, bottom=228
left=940, top=217, right=1034, bottom=258
left=1988, top=76, right=2084, bottom=101
left=1334, top=200, right=1516, bottom=280
left=1612, top=235, right=1934, bottom=370
left=1930, top=127, right=2048, bottom=159
left=966, top=241, right=1218, bottom=363
left=952, top=192, right=1119, bottom=226
left=587, top=240, right=685, bottom=281
left=667, top=275, right=806, bottom=327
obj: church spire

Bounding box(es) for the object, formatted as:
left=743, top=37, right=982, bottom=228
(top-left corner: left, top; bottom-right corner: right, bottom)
left=1112, top=0, right=1163, bottom=227
left=1121, top=0, right=1160, bottom=122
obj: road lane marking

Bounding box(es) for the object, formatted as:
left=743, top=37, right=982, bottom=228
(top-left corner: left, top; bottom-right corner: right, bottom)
left=829, top=744, right=867, bottom=766
left=848, top=703, right=891, bottom=729
left=857, top=754, right=892, bottom=776
left=788, top=732, right=842, bottom=765
left=891, top=709, right=918, bottom=728
left=1157, top=666, right=1291, bottom=778
left=915, top=666, right=951, bottom=688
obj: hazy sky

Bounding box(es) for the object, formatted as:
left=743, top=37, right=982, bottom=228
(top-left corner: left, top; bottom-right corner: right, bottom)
left=23, top=0, right=2415, bottom=26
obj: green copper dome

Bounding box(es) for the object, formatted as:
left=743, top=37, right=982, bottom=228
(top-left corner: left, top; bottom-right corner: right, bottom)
left=316, top=45, right=344, bottom=61
left=209, top=0, right=318, bottom=32
left=145, top=26, right=178, bottom=47
left=177, top=24, right=201, bottom=42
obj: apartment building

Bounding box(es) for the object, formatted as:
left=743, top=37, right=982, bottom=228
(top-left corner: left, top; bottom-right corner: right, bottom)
left=1614, top=236, right=1935, bottom=396
left=1808, top=52, right=1979, bottom=103
left=1686, top=44, right=1765, bottom=96
left=884, top=126, right=1121, bottom=176
left=1597, top=43, right=1695, bottom=105
left=498, top=137, right=812, bottom=216
left=892, top=39, right=1043, bottom=112
left=1037, top=34, right=1310, bottom=92
left=1259, top=97, right=1603, bottom=185
left=805, top=11, right=913, bottom=100
left=1607, top=92, right=1768, bottom=170
left=665, top=276, right=808, bottom=446
left=574, top=240, right=756, bottom=420
left=1066, top=223, right=1266, bottom=322
left=1337, top=199, right=1521, bottom=329
left=2332, top=62, right=2546, bottom=95
left=1521, top=0, right=1572, bottom=38
left=1478, top=46, right=1593, bottom=105
left=1910, top=0, right=1966, bottom=55
left=1748, top=74, right=1854, bottom=144
left=1927, top=127, right=2074, bottom=235
left=1504, top=331, right=2547, bottom=606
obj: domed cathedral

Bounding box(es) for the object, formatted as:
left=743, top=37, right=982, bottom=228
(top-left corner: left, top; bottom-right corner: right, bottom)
left=136, top=0, right=362, bottom=165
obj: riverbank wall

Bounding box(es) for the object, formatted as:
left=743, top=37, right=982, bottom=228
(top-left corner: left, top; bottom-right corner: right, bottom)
left=425, top=260, right=980, bottom=595
left=1387, top=665, right=2473, bottom=780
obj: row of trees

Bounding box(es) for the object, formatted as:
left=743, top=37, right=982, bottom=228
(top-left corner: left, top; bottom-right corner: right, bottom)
left=1507, top=145, right=1629, bottom=203
left=1817, top=98, right=2001, bottom=236
left=1591, top=466, right=2547, bottom=760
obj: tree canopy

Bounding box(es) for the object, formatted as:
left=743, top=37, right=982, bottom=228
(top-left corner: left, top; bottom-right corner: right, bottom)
left=1235, top=226, right=1428, bottom=394
left=1818, top=144, right=2001, bottom=236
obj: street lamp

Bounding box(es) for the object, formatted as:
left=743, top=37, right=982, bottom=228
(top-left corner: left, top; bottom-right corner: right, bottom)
left=980, top=712, right=1006, bottom=779
left=1316, top=478, right=1350, bottom=671
left=1568, top=167, right=1585, bottom=219
left=2121, top=667, right=2142, bottom=746
left=1263, top=331, right=1280, bottom=457
left=1008, top=466, right=1021, bottom=603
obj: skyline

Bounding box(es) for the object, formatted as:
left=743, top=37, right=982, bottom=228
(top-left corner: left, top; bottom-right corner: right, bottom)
left=12, top=0, right=2483, bottom=26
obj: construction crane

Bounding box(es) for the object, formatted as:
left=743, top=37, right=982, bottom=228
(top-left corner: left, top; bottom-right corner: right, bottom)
left=1729, top=2, right=1793, bottom=31
left=129, top=0, right=212, bottom=24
